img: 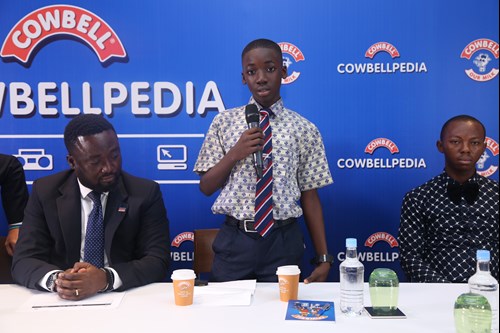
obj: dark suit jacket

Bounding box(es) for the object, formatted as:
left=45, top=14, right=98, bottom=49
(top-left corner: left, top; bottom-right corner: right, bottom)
left=12, top=169, right=170, bottom=291
left=0, top=154, right=29, bottom=226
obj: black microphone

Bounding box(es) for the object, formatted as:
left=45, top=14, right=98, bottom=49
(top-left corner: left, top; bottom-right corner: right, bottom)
left=245, top=104, right=263, bottom=178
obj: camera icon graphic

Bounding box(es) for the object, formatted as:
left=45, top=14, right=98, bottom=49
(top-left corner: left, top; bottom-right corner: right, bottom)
left=14, top=148, right=53, bottom=171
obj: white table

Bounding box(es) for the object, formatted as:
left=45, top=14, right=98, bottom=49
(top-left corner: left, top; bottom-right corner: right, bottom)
left=0, top=282, right=470, bottom=333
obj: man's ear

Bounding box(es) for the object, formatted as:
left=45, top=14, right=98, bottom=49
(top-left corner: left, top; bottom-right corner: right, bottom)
left=436, top=140, right=444, bottom=153
left=67, top=155, right=76, bottom=169
left=242, top=72, right=247, bottom=85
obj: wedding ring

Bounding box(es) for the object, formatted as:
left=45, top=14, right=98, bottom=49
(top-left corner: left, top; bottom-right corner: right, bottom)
left=75, top=289, right=79, bottom=296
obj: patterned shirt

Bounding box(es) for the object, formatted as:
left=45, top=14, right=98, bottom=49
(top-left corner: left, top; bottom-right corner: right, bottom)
left=398, top=171, right=499, bottom=283
left=194, top=98, right=333, bottom=220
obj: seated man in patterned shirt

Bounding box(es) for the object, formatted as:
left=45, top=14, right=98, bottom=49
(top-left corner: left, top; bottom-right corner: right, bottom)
left=398, top=115, right=499, bottom=282
left=194, top=39, right=334, bottom=283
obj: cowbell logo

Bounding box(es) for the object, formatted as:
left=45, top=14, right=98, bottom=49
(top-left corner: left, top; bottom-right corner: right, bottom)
left=279, top=42, right=305, bottom=84
left=1, top=4, right=126, bottom=64
left=337, top=41, right=427, bottom=74
left=477, top=137, right=499, bottom=177
left=460, top=39, right=499, bottom=82
left=337, top=137, right=427, bottom=169
left=170, top=231, right=194, bottom=262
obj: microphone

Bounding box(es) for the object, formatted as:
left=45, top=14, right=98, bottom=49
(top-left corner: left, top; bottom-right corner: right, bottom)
left=245, top=104, right=263, bottom=178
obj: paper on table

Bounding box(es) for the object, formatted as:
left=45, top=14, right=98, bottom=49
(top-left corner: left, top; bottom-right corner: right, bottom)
left=193, top=279, right=256, bottom=306
left=18, top=291, right=125, bottom=312
left=204, top=279, right=256, bottom=294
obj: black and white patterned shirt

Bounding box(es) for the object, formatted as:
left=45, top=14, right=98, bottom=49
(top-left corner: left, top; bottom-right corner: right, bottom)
left=398, top=171, right=499, bottom=283
left=194, top=98, right=333, bottom=220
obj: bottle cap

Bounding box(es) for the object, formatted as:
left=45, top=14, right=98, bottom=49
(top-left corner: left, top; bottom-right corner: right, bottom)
left=346, top=238, right=357, bottom=248
left=477, top=249, right=490, bottom=261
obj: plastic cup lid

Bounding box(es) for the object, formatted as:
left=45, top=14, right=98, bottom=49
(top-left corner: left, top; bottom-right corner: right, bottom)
left=276, top=265, right=301, bottom=275
left=171, top=269, right=196, bottom=280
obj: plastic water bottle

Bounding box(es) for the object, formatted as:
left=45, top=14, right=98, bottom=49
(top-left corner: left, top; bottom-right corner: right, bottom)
left=340, top=238, right=364, bottom=316
left=468, top=250, right=499, bottom=333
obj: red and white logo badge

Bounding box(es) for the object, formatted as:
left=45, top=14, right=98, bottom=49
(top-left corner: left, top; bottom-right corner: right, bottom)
left=1, top=5, right=126, bottom=64
left=365, top=42, right=400, bottom=59
left=171, top=232, right=194, bottom=248
left=337, top=137, right=427, bottom=169
left=364, top=232, right=399, bottom=248
left=338, top=41, right=427, bottom=74
left=279, top=42, right=305, bottom=84
left=364, top=138, right=400, bottom=155
left=460, top=39, right=499, bottom=82
left=477, top=137, right=499, bottom=177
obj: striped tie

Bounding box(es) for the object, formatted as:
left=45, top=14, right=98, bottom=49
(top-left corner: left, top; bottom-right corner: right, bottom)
left=254, top=109, right=274, bottom=237
left=84, top=191, right=105, bottom=268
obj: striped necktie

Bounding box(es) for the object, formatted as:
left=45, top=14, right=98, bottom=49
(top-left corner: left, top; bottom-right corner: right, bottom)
left=254, top=109, right=274, bottom=237
left=84, top=191, right=105, bottom=268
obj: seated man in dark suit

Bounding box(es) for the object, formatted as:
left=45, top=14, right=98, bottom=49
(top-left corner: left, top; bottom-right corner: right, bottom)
left=398, top=115, right=498, bottom=283
left=12, top=114, right=170, bottom=300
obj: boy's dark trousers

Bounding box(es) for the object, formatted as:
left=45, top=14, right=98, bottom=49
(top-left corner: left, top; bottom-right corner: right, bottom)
left=210, top=216, right=304, bottom=282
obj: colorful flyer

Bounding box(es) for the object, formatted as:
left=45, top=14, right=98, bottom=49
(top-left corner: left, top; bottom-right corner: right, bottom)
left=285, top=300, right=336, bottom=322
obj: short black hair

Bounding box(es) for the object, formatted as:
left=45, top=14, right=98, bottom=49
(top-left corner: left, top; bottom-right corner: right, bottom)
left=241, top=38, right=282, bottom=60
left=440, top=114, right=486, bottom=140
left=64, top=114, right=116, bottom=152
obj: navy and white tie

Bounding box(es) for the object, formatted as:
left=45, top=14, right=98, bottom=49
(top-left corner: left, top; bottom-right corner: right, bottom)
left=253, top=109, right=274, bottom=237
left=84, top=191, right=105, bottom=268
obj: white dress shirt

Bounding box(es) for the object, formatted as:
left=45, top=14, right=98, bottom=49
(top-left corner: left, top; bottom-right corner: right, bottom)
left=38, top=179, right=123, bottom=291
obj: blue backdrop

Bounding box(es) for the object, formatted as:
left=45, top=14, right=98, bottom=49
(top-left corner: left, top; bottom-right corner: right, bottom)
left=1, top=0, right=498, bottom=282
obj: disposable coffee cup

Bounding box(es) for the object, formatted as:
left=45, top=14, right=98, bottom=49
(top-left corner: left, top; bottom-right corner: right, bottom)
left=171, top=269, right=196, bottom=306
left=276, top=265, right=301, bottom=302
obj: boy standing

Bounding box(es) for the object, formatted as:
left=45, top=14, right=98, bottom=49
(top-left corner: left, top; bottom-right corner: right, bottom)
left=194, top=39, right=333, bottom=282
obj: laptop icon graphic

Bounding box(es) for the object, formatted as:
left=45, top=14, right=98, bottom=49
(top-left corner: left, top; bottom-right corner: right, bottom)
left=157, top=145, right=188, bottom=170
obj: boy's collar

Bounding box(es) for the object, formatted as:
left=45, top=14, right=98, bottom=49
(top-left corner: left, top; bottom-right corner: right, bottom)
left=248, top=97, right=284, bottom=117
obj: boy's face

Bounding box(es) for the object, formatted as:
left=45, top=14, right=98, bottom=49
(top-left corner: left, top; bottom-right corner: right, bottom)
left=437, top=119, right=486, bottom=177
left=242, top=47, right=287, bottom=108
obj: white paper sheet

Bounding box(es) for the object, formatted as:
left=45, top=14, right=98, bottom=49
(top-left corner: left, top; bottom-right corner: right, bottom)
left=18, top=291, right=125, bottom=312
left=193, top=279, right=257, bottom=306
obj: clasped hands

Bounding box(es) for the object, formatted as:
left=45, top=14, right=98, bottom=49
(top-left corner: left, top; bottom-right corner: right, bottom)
left=54, top=262, right=107, bottom=300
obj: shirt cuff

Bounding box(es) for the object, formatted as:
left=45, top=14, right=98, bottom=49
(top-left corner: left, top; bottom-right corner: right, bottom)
left=107, top=267, right=123, bottom=290
left=38, top=270, right=62, bottom=291
left=8, top=222, right=22, bottom=230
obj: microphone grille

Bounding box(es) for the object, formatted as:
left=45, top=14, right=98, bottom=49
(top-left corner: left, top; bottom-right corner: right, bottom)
left=245, top=104, right=260, bottom=123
